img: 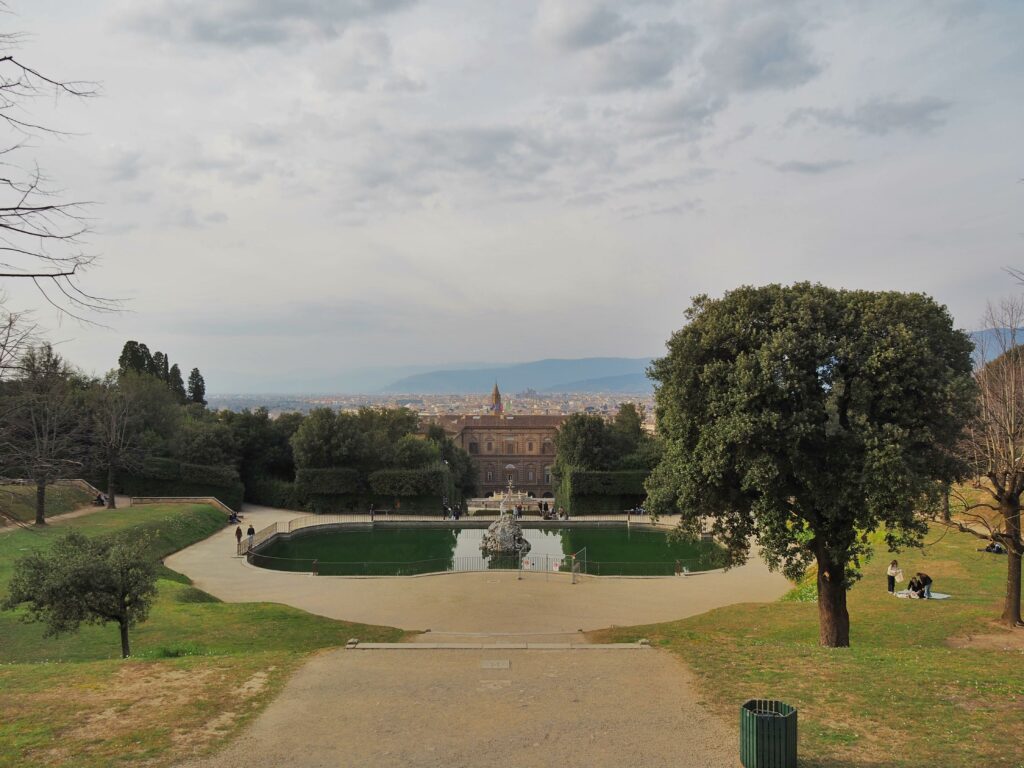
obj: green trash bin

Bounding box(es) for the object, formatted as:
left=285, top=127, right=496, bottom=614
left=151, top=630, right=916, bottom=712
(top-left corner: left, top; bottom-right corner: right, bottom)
left=740, top=699, right=797, bottom=768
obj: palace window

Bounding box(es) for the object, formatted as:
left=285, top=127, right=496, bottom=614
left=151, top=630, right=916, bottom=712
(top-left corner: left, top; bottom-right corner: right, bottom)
left=542, top=440, right=554, bottom=455
left=486, top=441, right=493, bottom=452
left=544, top=466, right=552, bottom=484
left=527, top=470, right=535, bottom=482
left=468, top=442, right=479, bottom=455
left=527, top=441, right=534, bottom=452
left=505, top=439, right=516, bottom=454
left=486, top=470, right=494, bottom=482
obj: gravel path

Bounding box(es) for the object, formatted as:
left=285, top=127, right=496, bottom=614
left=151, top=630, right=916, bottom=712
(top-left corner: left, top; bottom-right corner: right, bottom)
left=176, top=647, right=740, bottom=768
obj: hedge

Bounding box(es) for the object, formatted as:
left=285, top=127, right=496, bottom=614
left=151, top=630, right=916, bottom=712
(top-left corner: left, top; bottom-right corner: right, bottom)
left=116, top=457, right=244, bottom=511
left=368, top=467, right=449, bottom=497
left=295, top=468, right=360, bottom=495
left=117, top=475, right=245, bottom=511
left=554, top=468, right=649, bottom=515
left=567, top=470, right=648, bottom=496
left=245, top=477, right=300, bottom=510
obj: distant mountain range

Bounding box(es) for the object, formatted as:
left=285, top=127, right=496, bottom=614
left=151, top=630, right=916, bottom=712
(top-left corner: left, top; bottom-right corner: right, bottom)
left=380, top=357, right=655, bottom=394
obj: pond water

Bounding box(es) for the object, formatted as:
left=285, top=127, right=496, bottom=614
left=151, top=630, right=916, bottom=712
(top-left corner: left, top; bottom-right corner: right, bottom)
left=252, top=526, right=726, bottom=576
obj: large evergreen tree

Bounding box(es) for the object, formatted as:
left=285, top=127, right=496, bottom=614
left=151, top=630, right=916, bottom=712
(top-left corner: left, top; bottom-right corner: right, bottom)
left=117, top=341, right=153, bottom=377
left=186, top=368, right=206, bottom=406
left=167, top=364, right=187, bottom=404
left=646, top=284, right=976, bottom=647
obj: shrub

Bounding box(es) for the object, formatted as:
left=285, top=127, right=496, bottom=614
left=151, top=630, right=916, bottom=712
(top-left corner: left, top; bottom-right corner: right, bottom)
left=295, top=468, right=360, bottom=495
left=245, top=477, right=299, bottom=509
left=368, top=467, right=449, bottom=497
left=180, top=462, right=240, bottom=487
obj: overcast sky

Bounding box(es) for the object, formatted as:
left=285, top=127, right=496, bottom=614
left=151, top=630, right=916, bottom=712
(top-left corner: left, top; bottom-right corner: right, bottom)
left=4, top=0, right=1023, bottom=392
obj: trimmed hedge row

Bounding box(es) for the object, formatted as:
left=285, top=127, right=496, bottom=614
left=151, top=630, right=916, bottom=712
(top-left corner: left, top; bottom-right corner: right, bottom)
left=554, top=468, right=649, bottom=515
left=368, top=468, right=449, bottom=497
left=568, top=470, right=648, bottom=496
left=245, top=477, right=300, bottom=509
left=116, top=457, right=245, bottom=511
left=295, top=468, right=360, bottom=495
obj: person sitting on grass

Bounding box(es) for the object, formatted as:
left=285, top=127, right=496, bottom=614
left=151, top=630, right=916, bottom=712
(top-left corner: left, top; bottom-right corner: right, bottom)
left=980, top=541, right=1006, bottom=554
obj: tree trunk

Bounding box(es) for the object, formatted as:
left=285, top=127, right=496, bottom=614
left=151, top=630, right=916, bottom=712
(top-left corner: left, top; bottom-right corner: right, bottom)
left=816, top=548, right=851, bottom=647
left=1000, top=498, right=1023, bottom=627
left=35, top=478, right=46, bottom=526
left=119, top=621, right=130, bottom=658
left=107, top=466, right=117, bottom=509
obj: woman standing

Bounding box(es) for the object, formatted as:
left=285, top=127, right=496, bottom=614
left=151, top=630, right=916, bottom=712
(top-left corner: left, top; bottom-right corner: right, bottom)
left=886, top=560, right=902, bottom=593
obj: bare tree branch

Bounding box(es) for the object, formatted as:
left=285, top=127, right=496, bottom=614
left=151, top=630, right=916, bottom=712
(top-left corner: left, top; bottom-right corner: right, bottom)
left=0, top=11, right=115, bottom=319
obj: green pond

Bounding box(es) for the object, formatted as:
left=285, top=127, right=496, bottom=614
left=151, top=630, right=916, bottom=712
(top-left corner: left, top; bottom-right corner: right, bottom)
left=252, top=526, right=726, bottom=576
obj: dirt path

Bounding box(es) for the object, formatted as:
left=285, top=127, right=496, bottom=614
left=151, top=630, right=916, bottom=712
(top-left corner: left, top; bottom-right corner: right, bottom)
left=176, top=647, right=740, bottom=768
left=0, top=495, right=130, bottom=535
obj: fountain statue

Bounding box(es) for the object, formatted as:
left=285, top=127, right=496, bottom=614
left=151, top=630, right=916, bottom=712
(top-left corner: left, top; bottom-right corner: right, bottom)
left=479, top=478, right=532, bottom=556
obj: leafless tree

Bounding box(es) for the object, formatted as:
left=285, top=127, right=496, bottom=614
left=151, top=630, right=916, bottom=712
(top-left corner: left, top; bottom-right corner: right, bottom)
left=0, top=8, right=113, bottom=319
left=950, top=297, right=1024, bottom=627
left=0, top=299, right=34, bottom=379
left=89, top=372, right=147, bottom=509
left=0, top=343, right=85, bottom=525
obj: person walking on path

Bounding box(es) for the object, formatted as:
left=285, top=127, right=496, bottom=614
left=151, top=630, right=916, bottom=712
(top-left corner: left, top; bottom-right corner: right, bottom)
left=234, top=525, right=243, bottom=554
left=886, top=560, right=902, bottom=593
left=246, top=523, right=255, bottom=551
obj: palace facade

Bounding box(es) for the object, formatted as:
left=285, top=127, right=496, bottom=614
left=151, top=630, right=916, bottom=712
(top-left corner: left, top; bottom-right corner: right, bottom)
left=433, top=385, right=566, bottom=497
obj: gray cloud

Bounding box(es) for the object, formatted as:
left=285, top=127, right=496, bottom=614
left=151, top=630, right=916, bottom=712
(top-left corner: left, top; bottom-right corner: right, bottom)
left=771, top=159, right=850, bottom=174
left=166, top=206, right=229, bottom=229
left=619, top=198, right=702, bottom=220
left=588, top=23, right=696, bottom=91
left=106, top=150, right=145, bottom=182
left=126, top=0, right=417, bottom=47
left=791, top=96, right=952, bottom=135
left=703, top=14, right=821, bottom=92
left=644, top=84, right=729, bottom=139
left=535, top=1, right=632, bottom=51
left=316, top=27, right=424, bottom=93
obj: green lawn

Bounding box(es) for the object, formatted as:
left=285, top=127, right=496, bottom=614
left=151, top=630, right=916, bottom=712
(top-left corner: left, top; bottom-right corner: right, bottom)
left=592, top=526, right=1024, bottom=768
left=0, top=504, right=405, bottom=768
left=0, top=483, right=96, bottom=526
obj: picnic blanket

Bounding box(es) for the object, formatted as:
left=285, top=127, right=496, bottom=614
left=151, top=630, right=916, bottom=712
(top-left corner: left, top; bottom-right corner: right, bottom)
left=894, top=590, right=952, bottom=600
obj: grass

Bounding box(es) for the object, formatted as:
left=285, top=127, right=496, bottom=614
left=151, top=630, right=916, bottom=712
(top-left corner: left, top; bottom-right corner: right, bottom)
left=591, top=525, right=1024, bottom=768
left=0, top=504, right=405, bottom=768
left=0, top=483, right=96, bottom=526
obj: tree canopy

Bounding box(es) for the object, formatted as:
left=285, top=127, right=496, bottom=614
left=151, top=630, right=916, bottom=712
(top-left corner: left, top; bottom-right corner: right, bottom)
left=646, top=284, right=976, bottom=647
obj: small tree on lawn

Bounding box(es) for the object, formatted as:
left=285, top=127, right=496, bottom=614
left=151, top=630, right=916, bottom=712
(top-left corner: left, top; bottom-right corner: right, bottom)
left=951, top=297, right=1024, bottom=627
left=2, top=530, right=157, bottom=658
left=646, top=284, right=976, bottom=647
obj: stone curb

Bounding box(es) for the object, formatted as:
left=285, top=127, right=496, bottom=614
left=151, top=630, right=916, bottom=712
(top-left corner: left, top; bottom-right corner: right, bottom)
left=347, top=642, right=650, bottom=650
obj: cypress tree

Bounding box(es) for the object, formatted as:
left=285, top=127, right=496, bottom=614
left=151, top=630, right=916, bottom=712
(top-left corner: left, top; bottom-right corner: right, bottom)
left=187, top=368, right=207, bottom=406
left=168, top=364, right=187, bottom=404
